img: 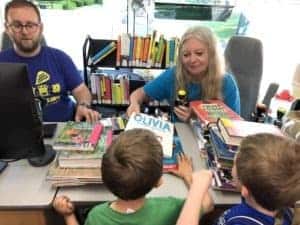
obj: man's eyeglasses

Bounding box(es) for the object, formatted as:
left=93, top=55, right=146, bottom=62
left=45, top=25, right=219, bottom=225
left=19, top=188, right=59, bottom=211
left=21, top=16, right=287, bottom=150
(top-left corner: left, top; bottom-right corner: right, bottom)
left=7, top=22, right=40, bottom=33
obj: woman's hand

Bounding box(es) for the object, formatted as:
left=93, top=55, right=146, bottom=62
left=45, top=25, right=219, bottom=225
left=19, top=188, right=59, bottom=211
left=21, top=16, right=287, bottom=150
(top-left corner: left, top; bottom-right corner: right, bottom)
left=126, top=102, right=141, bottom=117
left=174, top=105, right=192, bottom=122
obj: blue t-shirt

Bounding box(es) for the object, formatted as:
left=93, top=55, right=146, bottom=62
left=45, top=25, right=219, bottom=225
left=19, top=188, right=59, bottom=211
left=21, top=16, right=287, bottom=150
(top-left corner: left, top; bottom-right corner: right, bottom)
left=215, top=200, right=293, bottom=225
left=0, top=46, right=83, bottom=121
left=144, top=67, right=240, bottom=114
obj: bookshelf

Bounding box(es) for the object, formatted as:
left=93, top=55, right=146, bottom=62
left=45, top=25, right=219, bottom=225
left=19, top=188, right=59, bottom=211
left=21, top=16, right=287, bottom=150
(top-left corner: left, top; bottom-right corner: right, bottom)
left=82, top=35, right=172, bottom=117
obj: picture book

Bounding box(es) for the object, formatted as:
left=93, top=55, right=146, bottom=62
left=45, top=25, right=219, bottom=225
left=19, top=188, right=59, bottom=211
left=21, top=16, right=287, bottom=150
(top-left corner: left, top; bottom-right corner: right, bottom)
left=125, top=113, right=174, bottom=158
left=58, top=128, right=113, bottom=168
left=53, top=121, right=103, bottom=152
left=190, top=100, right=243, bottom=126
left=217, top=118, right=283, bottom=146
left=163, top=135, right=184, bottom=172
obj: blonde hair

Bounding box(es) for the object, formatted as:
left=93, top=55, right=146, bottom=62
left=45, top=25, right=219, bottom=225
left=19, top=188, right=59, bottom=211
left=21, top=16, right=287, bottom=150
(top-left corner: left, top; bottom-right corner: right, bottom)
left=175, top=25, right=224, bottom=100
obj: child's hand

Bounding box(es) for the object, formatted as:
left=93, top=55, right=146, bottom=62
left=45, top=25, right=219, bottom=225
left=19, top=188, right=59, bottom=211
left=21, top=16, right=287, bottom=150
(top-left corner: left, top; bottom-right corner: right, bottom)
left=192, top=170, right=213, bottom=188
left=169, top=153, right=193, bottom=186
left=53, top=195, right=75, bottom=216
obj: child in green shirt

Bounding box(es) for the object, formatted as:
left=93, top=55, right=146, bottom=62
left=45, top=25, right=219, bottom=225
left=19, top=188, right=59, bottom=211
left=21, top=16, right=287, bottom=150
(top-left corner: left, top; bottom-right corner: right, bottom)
left=53, top=128, right=213, bottom=225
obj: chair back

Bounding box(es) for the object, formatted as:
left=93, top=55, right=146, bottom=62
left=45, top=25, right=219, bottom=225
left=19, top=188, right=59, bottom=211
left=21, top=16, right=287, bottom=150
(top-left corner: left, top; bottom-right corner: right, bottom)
left=224, top=36, right=263, bottom=120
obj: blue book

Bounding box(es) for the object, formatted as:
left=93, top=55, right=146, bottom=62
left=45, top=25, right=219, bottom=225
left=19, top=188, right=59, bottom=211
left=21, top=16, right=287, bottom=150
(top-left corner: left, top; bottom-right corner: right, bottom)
left=163, top=135, right=183, bottom=172
left=209, top=127, right=237, bottom=161
left=89, top=41, right=116, bottom=65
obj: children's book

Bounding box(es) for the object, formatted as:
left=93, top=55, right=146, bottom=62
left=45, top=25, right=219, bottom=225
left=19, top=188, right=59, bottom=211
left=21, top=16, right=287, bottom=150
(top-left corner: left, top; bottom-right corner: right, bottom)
left=217, top=118, right=283, bottom=146
left=163, top=135, right=184, bottom=172
left=53, top=122, right=103, bottom=152
left=58, top=128, right=113, bottom=168
left=190, top=100, right=243, bottom=126
left=125, top=113, right=174, bottom=158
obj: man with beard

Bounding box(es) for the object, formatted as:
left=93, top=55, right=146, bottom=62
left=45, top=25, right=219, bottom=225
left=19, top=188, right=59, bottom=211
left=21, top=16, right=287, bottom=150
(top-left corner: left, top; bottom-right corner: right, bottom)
left=0, top=0, right=100, bottom=122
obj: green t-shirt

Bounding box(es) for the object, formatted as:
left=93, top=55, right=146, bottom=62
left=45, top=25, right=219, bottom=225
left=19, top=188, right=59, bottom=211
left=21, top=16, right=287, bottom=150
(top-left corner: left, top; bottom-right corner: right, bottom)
left=84, top=197, right=185, bottom=225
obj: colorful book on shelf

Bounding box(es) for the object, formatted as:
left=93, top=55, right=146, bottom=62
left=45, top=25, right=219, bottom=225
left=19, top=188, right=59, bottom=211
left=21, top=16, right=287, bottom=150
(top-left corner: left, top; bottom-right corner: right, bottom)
left=217, top=118, right=283, bottom=146
left=53, top=122, right=103, bottom=152
left=89, top=41, right=116, bottom=65
left=163, top=135, right=184, bottom=172
left=190, top=100, right=243, bottom=126
left=125, top=113, right=174, bottom=158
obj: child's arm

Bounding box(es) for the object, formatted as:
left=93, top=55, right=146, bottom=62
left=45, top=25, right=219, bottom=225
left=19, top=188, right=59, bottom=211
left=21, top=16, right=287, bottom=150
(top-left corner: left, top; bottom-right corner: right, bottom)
left=176, top=170, right=213, bottom=225
left=53, top=196, right=79, bottom=225
left=170, top=153, right=214, bottom=213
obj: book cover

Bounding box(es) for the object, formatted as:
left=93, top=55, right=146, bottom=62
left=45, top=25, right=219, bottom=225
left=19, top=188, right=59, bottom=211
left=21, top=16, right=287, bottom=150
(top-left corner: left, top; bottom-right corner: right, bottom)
left=58, top=128, right=113, bottom=168
left=218, top=118, right=283, bottom=146
left=190, top=100, right=243, bottom=126
left=53, top=122, right=103, bottom=152
left=163, top=135, right=184, bottom=172
left=125, top=113, right=174, bottom=158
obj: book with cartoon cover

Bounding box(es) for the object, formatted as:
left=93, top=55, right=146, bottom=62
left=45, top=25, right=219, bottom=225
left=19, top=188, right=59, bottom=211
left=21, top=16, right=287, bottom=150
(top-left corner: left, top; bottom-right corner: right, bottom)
left=53, top=121, right=103, bottom=152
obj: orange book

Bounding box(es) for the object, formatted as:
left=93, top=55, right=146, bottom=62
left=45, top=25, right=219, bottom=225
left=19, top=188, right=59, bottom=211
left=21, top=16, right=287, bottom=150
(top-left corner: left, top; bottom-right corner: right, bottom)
left=116, top=35, right=121, bottom=67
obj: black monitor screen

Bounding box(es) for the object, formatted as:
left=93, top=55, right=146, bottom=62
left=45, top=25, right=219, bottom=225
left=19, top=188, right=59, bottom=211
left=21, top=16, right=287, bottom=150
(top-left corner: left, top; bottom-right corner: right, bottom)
left=0, top=63, right=55, bottom=166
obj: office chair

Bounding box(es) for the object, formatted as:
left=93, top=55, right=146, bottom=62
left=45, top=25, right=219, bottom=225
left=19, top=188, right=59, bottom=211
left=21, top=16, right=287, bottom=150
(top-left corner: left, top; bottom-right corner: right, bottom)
left=0, top=32, right=47, bottom=50
left=224, top=36, right=263, bottom=120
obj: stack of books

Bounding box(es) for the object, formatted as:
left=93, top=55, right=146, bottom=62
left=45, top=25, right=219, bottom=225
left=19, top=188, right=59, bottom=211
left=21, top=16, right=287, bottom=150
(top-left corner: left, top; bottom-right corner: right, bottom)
left=47, top=121, right=113, bottom=187
left=191, top=100, right=283, bottom=192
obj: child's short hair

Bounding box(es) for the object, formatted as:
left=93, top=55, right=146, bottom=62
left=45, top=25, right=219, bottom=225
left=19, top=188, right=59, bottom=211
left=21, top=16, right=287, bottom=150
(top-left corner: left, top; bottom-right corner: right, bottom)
left=101, top=128, right=163, bottom=200
left=236, top=133, right=300, bottom=211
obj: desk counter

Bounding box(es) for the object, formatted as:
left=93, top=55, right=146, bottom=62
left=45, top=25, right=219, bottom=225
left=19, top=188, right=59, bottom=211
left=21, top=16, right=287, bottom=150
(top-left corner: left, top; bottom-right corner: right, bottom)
left=58, top=123, right=241, bottom=205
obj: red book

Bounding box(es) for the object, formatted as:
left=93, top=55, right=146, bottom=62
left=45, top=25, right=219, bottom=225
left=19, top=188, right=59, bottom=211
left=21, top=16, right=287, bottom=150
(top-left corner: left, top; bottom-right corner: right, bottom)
left=190, top=100, right=243, bottom=126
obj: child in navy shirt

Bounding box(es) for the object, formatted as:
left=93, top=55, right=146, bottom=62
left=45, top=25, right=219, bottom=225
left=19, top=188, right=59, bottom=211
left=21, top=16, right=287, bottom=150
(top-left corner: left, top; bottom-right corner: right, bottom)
left=215, top=133, right=300, bottom=225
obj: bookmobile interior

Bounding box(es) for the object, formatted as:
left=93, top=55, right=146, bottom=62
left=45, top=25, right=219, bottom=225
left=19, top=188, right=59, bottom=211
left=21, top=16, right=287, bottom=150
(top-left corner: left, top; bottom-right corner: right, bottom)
left=1, top=0, right=300, bottom=98
left=0, top=1, right=300, bottom=225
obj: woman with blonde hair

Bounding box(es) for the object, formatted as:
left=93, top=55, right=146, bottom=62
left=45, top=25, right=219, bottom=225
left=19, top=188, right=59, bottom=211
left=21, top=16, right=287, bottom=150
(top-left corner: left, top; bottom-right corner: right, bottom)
left=127, top=25, right=240, bottom=121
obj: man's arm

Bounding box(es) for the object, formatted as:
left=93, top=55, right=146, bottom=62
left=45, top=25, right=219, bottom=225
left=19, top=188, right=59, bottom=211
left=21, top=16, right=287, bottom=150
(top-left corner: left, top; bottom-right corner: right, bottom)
left=72, top=83, right=100, bottom=122
left=176, top=170, right=213, bottom=225
left=126, top=87, right=149, bottom=116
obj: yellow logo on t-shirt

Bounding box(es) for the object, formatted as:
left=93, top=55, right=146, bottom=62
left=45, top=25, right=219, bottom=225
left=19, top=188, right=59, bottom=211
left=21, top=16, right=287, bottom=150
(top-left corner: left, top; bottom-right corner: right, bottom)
left=36, top=71, right=50, bottom=85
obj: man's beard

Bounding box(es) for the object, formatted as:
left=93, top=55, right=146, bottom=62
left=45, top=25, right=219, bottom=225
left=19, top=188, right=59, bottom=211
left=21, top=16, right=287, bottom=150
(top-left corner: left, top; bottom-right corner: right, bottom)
left=13, top=37, right=41, bottom=53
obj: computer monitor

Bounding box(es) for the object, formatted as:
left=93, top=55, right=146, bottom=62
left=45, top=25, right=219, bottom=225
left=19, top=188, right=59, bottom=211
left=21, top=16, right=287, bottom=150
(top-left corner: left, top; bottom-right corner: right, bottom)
left=0, top=62, right=55, bottom=166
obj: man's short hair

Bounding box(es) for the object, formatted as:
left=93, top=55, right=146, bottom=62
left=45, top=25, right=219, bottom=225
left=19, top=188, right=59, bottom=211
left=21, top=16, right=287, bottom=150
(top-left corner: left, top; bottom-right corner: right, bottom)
left=5, top=0, right=41, bottom=22
left=102, top=129, right=163, bottom=200
left=236, top=133, right=300, bottom=211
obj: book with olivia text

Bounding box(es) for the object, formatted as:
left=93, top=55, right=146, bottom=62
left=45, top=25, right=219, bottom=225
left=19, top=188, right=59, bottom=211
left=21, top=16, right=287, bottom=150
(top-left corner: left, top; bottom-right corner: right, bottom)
left=125, top=113, right=174, bottom=158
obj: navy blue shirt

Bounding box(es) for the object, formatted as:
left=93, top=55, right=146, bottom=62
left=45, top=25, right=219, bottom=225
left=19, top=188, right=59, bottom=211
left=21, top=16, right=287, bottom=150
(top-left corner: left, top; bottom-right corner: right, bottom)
left=0, top=46, right=83, bottom=121
left=215, top=200, right=293, bottom=225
